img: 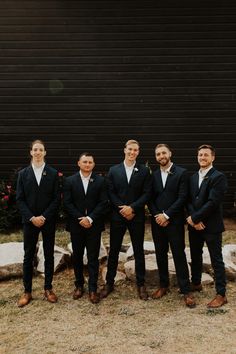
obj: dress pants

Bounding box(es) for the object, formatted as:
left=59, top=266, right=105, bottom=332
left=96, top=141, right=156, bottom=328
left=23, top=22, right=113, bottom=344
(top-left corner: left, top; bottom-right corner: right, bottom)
left=70, top=223, right=101, bottom=292
left=151, top=221, right=191, bottom=294
left=106, top=219, right=145, bottom=287
left=189, top=230, right=226, bottom=296
left=23, top=221, right=56, bottom=293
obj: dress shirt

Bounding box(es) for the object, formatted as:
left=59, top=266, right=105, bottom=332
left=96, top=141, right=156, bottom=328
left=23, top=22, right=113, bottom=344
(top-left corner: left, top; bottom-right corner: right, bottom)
left=198, top=165, right=213, bottom=188
left=160, top=163, right=173, bottom=220
left=79, top=171, right=93, bottom=224
left=124, top=161, right=136, bottom=183
left=32, top=163, right=45, bottom=186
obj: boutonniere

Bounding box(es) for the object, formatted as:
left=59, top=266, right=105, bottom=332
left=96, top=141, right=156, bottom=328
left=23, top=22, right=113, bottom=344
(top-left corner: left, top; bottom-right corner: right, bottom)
left=134, top=167, right=139, bottom=172
left=167, top=170, right=174, bottom=175
left=89, top=178, right=94, bottom=183
left=42, top=171, right=47, bottom=176
left=203, top=176, right=209, bottom=180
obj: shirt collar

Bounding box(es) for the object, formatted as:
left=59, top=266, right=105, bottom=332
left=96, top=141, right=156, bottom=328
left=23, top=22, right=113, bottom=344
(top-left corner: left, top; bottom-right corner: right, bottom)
left=199, top=165, right=213, bottom=177
left=31, top=162, right=45, bottom=171
left=124, top=161, right=136, bottom=170
left=160, top=162, right=173, bottom=173
left=79, top=171, right=92, bottom=180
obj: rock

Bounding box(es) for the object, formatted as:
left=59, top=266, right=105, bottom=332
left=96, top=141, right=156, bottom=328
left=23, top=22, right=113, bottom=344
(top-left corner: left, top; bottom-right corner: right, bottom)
left=201, top=273, right=214, bottom=285
left=222, top=244, right=236, bottom=281
left=124, top=254, right=158, bottom=285
left=37, top=242, right=71, bottom=273
left=118, top=252, right=127, bottom=263
left=101, top=266, right=126, bottom=284
left=126, top=241, right=156, bottom=260
left=0, top=242, right=24, bottom=280
left=67, top=239, right=107, bottom=265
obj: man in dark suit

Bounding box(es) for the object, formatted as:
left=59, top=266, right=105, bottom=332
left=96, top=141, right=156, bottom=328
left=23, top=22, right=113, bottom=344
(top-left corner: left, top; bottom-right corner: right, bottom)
left=149, top=144, right=195, bottom=308
left=63, top=153, right=108, bottom=304
left=16, top=139, right=60, bottom=307
left=187, top=144, right=227, bottom=308
left=100, top=139, right=152, bottom=300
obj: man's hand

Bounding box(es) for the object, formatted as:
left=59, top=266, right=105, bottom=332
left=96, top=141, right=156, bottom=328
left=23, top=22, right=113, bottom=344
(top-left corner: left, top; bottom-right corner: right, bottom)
left=119, top=205, right=134, bottom=219
left=186, top=216, right=205, bottom=230
left=79, top=217, right=92, bottom=228
left=155, top=214, right=169, bottom=227
left=31, top=216, right=45, bottom=228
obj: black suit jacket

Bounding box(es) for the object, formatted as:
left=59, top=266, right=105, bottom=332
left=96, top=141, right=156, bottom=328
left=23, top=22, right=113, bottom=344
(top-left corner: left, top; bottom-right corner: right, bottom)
left=16, top=164, right=60, bottom=223
left=108, top=162, right=152, bottom=222
left=63, top=171, right=108, bottom=231
left=187, top=167, right=227, bottom=233
left=149, top=164, right=188, bottom=224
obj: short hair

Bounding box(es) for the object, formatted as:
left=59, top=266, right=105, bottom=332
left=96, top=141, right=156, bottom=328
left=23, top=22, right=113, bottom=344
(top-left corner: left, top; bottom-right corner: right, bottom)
left=197, top=144, right=215, bottom=155
left=125, top=139, right=140, bottom=148
left=30, top=139, right=46, bottom=150
left=78, top=152, right=95, bottom=161
left=155, top=143, right=171, bottom=152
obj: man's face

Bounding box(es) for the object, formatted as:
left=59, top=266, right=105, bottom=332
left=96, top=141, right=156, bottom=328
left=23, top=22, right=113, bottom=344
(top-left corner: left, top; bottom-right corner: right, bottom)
left=124, top=143, right=139, bottom=163
left=155, top=146, right=172, bottom=167
left=198, top=148, right=215, bottom=169
left=78, top=155, right=95, bottom=174
left=30, top=143, right=46, bottom=164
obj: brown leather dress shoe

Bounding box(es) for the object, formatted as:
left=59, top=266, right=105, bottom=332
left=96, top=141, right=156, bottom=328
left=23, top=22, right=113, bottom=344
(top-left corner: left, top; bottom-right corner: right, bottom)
left=73, top=287, right=84, bottom=300
left=184, top=293, right=196, bottom=308
left=44, top=290, right=58, bottom=303
left=137, top=286, right=148, bottom=301
left=17, top=292, right=32, bottom=307
left=100, top=284, right=114, bottom=299
left=207, top=294, right=227, bottom=308
left=152, top=287, right=169, bottom=299
left=190, top=283, right=203, bottom=292
left=89, top=291, right=100, bottom=304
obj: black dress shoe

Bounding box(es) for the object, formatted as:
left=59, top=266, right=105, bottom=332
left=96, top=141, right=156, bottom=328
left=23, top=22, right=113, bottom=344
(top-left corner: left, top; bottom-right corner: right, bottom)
left=137, top=286, right=148, bottom=301
left=73, top=287, right=84, bottom=300
left=100, top=284, right=114, bottom=299
left=89, top=292, right=100, bottom=304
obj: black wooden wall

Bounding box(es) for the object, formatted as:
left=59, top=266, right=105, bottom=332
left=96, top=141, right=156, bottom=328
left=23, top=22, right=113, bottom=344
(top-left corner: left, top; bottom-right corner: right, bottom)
left=0, top=0, right=236, bottom=209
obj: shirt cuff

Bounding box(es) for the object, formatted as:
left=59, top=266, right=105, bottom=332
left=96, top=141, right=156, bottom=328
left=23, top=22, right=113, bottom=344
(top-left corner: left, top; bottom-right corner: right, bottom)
left=86, top=216, right=93, bottom=224
left=163, top=212, right=169, bottom=220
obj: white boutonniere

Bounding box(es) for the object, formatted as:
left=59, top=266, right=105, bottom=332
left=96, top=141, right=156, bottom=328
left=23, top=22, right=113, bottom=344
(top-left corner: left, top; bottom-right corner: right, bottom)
left=89, top=178, right=94, bottom=183
left=167, top=170, right=174, bottom=175
left=42, top=171, right=47, bottom=176
left=134, top=167, right=139, bottom=172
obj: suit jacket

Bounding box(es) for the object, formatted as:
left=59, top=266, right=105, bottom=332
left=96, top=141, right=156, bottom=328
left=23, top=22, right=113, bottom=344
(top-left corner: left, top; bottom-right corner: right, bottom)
left=149, top=164, right=188, bottom=224
left=16, top=164, right=60, bottom=223
left=63, top=171, right=108, bottom=231
left=187, top=167, right=227, bottom=233
left=108, top=162, right=152, bottom=222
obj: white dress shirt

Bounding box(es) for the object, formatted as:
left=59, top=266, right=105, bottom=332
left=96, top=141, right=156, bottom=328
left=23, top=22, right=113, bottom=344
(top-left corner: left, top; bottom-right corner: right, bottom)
left=198, top=165, right=213, bottom=188
left=160, top=163, right=173, bottom=188
left=32, top=163, right=45, bottom=186
left=124, top=161, right=135, bottom=183
left=79, top=171, right=93, bottom=224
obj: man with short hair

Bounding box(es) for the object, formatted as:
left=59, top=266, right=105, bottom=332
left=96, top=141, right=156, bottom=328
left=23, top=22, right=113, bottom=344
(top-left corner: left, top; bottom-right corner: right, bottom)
left=64, top=153, right=108, bottom=304
left=149, top=144, right=195, bottom=308
left=187, top=144, right=227, bottom=308
left=101, top=139, right=152, bottom=300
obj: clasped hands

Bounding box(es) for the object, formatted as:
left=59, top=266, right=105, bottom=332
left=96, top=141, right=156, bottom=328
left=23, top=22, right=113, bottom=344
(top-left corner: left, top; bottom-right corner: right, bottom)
left=79, top=216, right=92, bottom=228
left=119, top=205, right=135, bottom=220
left=31, top=215, right=45, bottom=228
left=186, top=216, right=205, bottom=231
left=155, top=213, right=169, bottom=227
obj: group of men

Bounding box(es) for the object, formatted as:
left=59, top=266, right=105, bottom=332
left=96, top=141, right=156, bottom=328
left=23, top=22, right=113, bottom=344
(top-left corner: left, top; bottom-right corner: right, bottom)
left=16, top=139, right=228, bottom=309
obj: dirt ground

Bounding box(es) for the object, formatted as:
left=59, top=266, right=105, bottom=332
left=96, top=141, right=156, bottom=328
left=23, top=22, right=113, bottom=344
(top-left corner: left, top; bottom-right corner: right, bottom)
left=1, top=219, right=236, bottom=354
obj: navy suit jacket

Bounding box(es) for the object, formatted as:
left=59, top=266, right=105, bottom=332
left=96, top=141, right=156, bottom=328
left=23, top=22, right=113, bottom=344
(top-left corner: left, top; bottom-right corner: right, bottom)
left=149, top=164, right=188, bottom=224
left=16, top=164, right=60, bottom=224
left=108, top=162, right=152, bottom=222
left=187, top=167, right=227, bottom=233
left=63, top=171, right=108, bottom=231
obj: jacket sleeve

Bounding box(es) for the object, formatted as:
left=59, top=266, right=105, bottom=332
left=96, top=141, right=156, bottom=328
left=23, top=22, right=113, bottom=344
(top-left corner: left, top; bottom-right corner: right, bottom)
left=16, top=170, right=34, bottom=222
left=191, top=173, right=227, bottom=223
left=41, top=172, right=60, bottom=221
left=88, top=179, right=109, bottom=222
left=63, top=177, right=84, bottom=219
left=130, top=168, right=152, bottom=212
left=164, top=170, right=188, bottom=218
